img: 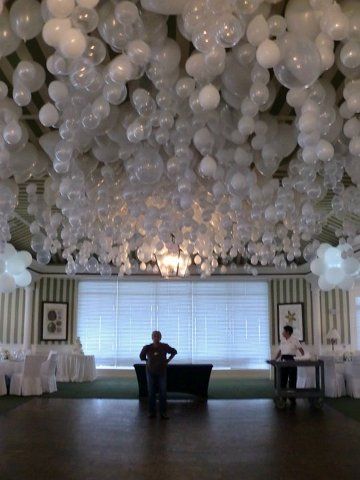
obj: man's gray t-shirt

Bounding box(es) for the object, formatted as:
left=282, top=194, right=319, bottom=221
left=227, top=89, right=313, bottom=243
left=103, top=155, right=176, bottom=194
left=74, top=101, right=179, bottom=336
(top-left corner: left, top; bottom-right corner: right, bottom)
left=140, top=343, right=177, bottom=375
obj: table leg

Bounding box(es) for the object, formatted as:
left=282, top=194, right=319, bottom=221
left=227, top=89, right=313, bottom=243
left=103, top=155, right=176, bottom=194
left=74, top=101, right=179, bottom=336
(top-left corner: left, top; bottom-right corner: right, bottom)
left=315, top=364, right=320, bottom=390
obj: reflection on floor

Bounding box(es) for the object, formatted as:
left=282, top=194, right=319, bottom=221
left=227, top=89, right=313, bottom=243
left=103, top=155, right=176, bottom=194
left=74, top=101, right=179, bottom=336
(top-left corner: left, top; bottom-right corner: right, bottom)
left=0, top=398, right=359, bottom=480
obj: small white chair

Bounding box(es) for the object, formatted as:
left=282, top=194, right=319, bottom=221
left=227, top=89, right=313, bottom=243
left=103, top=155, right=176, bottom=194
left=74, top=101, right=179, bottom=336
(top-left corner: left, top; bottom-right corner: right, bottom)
left=0, top=374, right=7, bottom=396
left=10, top=355, right=44, bottom=396
left=319, top=356, right=346, bottom=397
left=41, top=352, right=58, bottom=393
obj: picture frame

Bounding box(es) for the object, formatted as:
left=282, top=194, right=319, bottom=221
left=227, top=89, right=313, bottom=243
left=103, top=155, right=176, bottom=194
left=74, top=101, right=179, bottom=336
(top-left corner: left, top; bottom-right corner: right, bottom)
left=41, top=301, right=68, bottom=341
left=278, top=303, right=304, bottom=342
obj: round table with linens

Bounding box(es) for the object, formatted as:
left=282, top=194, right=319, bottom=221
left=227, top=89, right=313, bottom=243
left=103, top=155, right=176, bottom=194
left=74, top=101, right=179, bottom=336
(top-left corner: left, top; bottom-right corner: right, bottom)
left=56, top=354, right=96, bottom=382
left=0, top=360, right=24, bottom=377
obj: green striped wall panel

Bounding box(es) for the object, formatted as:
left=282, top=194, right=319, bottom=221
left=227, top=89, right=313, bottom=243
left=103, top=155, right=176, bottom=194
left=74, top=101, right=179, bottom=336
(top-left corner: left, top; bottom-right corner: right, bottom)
left=31, top=278, right=77, bottom=345
left=270, top=279, right=313, bottom=345
left=319, top=289, right=350, bottom=344
left=1, top=277, right=352, bottom=348
left=0, top=278, right=77, bottom=346
left=0, top=289, right=25, bottom=344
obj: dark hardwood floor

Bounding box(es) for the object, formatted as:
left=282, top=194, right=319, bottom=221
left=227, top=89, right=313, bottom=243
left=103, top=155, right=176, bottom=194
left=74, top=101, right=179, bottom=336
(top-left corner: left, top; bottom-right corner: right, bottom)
left=0, top=398, right=359, bottom=480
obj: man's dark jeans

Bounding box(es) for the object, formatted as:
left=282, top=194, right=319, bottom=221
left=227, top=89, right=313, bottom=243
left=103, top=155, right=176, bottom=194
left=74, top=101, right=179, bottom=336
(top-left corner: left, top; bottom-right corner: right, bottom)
left=146, top=370, right=167, bottom=415
left=280, top=355, right=297, bottom=392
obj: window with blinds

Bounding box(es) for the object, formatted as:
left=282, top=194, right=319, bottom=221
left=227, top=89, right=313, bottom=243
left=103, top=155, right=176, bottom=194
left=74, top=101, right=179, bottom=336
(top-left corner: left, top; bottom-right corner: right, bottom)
left=77, top=280, right=270, bottom=369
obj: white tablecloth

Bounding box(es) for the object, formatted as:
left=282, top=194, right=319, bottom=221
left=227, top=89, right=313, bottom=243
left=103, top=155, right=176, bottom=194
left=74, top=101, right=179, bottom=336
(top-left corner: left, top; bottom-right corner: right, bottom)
left=0, top=360, right=24, bottom=376
left=56, top=354, right=96, bottom=382
left=296, top=360, right=352, bottom=388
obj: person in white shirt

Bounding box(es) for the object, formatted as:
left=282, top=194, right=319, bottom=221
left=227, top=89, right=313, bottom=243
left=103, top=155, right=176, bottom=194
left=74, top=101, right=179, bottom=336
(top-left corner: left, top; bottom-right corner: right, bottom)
left=275, top=325, right=305, bottom=405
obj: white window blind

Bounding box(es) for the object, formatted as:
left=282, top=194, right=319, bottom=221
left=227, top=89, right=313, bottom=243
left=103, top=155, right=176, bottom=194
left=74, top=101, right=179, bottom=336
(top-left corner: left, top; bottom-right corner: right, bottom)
left=77, top=279, right=270, bottom=369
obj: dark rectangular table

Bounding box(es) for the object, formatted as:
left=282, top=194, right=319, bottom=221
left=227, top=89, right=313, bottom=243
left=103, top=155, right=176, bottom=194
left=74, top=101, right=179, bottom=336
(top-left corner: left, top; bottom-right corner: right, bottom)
left=267, top=359, right=325, bottom=409
left=133, top=363, right=213, bottom=399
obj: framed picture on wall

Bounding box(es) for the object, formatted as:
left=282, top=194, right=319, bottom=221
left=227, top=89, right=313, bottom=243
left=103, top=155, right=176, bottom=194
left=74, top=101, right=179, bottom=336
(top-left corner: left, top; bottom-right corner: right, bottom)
left=278, top=303, right=304, bottom=342
left=41, top=302, right=68, bottom=341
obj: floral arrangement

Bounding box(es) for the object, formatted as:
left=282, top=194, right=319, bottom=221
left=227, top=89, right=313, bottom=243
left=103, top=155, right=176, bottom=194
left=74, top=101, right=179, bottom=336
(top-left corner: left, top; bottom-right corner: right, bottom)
left=0, top=349, right=10, bottom=360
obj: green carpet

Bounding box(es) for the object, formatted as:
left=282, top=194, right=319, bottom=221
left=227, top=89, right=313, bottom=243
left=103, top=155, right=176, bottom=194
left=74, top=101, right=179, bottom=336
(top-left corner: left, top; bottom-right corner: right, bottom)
left=325, top=398, right=360, bottom=423
left=0, top=397, right=30, bottom=415
left=208, top=378, right=273, bottom=399
left=41, top=377, right=274, bottom=400
left=45, top=377, right=139, bottom=399
left=58, top=377, right=273, bottom=399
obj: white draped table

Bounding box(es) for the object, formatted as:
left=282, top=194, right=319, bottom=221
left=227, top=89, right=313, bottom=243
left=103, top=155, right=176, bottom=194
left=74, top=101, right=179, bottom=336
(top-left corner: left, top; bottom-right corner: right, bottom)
left=296, top=359, right=352, bottom=388
left=56, top=354, right=96, bottom=382
left=0, top=360, right=24, bottom=377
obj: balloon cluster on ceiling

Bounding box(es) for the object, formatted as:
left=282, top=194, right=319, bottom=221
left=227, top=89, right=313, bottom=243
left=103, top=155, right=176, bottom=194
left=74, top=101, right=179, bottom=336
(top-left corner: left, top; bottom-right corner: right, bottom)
left=0, top=243, right=32, bottom=293
left=1, top=0, right=360, bottom=280
left=310, top=242, right=360, bottom=290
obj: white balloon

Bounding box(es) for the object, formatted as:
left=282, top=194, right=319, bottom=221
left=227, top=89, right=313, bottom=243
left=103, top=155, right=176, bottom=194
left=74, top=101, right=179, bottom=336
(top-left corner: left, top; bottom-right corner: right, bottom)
left=256, top=39, right=281, bottom=69
left=114, top=1, right=139, bottom=23
left=42, top=18, right=72, bottom=48
left=2, top=243, right=17, bottom=260
left=39, top=103, right=59, bottom=127
left=126, top=40, right=151, bottom=67
left=140, top=0, right=188, bottom=15
left=325, top=267, right=346, bottom=285
left=317, top=243, right=331, bottom=258
left=323, top=247, right=342, bottom=267
left=318, top=275, right=334, bottom=291
left=337, top=277, right=355, bottom=291
left=77, top=0, right=99, bottom=6
left=6, top=253, right=25, bottom=275
left=0, top=10, right=21, bottom=57
left=198, top=84, right=220, bottom=111
left=343, top=257, right=360, bottom=275
left=247, top=15, right=269, bottom=47
left=285, top=0, right=320, bottom=40
left=9, top=0, right=43, bottom=41
left=14, top=270, right=32, bottom=287
left=199, top=155, right=217, bottom=178
left=59, top=28, right=87, bottom=59
left=109, top=54, right=134, bottom=83
left=17, top=251, right=32, bottom=268
left=0, top=273, right=16, bottom=294
left=47, top=0, right=75, bottom=18
left=310, top=258, right=326, bottom=275
left=48, top=80, right=69, bottom=103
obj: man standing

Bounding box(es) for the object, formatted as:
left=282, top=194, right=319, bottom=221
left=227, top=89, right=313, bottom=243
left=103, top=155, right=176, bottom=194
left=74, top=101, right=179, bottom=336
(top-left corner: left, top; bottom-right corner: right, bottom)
left=140, top=331, right=177, bottom=419
left=275, top=325, right=304, bottom=406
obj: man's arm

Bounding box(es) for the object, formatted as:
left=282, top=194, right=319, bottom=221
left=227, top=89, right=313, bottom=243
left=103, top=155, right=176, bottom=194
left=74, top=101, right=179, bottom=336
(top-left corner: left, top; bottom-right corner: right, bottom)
left=166, top=346, right=177, bottom=363
left=274, top=349, right=281, bottom=360
left=296, top=340, right=304, bottom=356
left=139, top=345, right=148, bottom=361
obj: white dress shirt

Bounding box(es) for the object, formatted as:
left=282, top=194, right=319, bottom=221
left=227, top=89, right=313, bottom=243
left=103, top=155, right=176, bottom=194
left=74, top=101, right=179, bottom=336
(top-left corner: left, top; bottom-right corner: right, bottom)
left=280, top=336, right=302, bottom=356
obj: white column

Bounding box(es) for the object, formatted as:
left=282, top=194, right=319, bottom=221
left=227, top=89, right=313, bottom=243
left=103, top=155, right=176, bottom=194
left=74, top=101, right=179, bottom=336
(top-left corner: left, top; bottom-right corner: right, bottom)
left=311, top=283, right=322, bottom=354
left=23, top=284, right=34, bottom=352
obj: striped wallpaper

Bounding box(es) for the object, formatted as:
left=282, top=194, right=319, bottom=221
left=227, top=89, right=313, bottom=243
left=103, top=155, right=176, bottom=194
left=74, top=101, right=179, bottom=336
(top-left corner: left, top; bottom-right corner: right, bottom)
left=31, top=277, right=77, bottom=345
left=0, top=288, right=25, bottom=344
left=0, top=277, right=77, bottom=346
left=0, top=276, right=353, bottom=349
left=270, top=278, right=313, bottom=345
left=319, top=289, right=350, bottom=345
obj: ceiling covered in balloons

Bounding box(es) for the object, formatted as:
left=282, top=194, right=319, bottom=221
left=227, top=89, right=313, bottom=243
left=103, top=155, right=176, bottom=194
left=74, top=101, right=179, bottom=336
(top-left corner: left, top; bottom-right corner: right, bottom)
left=1, top=0, right=360, bottom=278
